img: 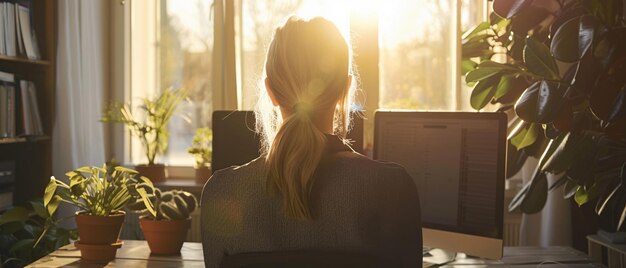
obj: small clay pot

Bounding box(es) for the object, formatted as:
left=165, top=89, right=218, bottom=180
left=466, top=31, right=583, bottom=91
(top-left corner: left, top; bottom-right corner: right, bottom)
left=135, top=164, right=168, bottom=182
left=75, top=211, right=125, bottom=245
left=195, top=166, right=212, bottom=184
left=140, top=218, right=191, bottom=255
left=75, top=240, right=123, bottom=262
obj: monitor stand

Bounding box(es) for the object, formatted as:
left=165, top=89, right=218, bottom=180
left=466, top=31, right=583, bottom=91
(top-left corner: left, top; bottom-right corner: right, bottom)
left=423, top=247, right=462, bottom=266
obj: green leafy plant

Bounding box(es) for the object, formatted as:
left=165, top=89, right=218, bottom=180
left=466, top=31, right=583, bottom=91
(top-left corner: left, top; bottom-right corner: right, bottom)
left=127, top=189, right=197, bottom=220
left=0, top=200, right=76, bottom=268
left=38, top=164, right=156, bottom=244
left=102, top=88, right=188, bottom=165
left=188, top=127, right=212, bottom=168
left=462, top=0, right=626, bottom=231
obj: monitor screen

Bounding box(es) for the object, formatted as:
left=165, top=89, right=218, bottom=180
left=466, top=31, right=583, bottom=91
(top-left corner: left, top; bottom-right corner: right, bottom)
left=212, top=110, right=364, bottom=173
left=373, top=111, right=506, bottom=260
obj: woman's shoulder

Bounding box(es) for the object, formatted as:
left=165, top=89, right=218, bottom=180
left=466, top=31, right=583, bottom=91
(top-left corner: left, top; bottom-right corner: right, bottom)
left=202, top=157, right=265, bottom=192
left=329, top=151, right=410, bottom=175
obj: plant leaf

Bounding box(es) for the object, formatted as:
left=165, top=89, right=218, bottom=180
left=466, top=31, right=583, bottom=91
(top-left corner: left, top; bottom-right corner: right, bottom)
left=0, top=207, right=29, bottom=225
left=43, top=177, right=57, bottom=207
left=563, top=177, right=578, bottom=199
left=607, top=84, right=626, bottom=122
left=470, top=77, right=499, bottom=110
left=493, top=0, right=533, bottom=18
left=466, top=68, right=502, bottom=83
left=461, top=59, right=478, bottom=76
left=551, top=16, right=582, bottom=62
left=510, top=122, right=540, bottom=150
left=30, top=200, right=48, bottom=219
left=511, top=6, right=551, bottom=34
left=575, top=184, right=599, bottom=206
left=524, top=37, right=560, bottom=80
left=462, top=21, right=491, bottom=40
left=521, top=173, right=549, bottom=213
left=494, top=74, right=514, bottom=100
left=515, top=80, right=567, bottom=124
left=46, top=196, right=63, bottom=217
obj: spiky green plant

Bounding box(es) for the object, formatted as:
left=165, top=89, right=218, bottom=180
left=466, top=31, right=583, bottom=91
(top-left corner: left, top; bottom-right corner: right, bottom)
left=128, top=189, right=197, bottom=220
left=102, top=88, right=188, bottom=165
left=188, top=127, right=212, bottom=168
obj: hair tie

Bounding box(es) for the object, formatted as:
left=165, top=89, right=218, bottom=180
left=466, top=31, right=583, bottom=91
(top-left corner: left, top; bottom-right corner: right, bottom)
left=293, top=102, right=312, bottom=116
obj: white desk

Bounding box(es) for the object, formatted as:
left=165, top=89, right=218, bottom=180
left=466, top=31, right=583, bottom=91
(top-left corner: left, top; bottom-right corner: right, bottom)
left=28, top=240, right=602, bottom=267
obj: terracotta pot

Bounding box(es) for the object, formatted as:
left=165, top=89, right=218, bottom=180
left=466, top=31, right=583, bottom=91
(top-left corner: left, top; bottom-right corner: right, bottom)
left=140, top=218, right=190, bottom=255
left=195, top=166, right=212, bottom=184
left=75, top=211, right=125, bottom=245
left=75, top=240, right=123, bottom=262
left=135, top=164, right=168, bottom=182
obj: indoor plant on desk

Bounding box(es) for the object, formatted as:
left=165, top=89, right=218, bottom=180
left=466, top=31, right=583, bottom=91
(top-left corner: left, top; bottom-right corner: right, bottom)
left=102, top=88, right=188, bottom=182
left=127, top=188, right=197, bottom=255
left=188, top=127, right=212, bottom=183
left=461, top=0, right=626, bottom=232
left=38, top=164, right=156, bottom=262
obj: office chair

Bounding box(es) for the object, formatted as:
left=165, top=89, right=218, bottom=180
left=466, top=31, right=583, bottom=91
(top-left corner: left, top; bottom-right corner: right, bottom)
left=220, top=250, right=399, bottom=268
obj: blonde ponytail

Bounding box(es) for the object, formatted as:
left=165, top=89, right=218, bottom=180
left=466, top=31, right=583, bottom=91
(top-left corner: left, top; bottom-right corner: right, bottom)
left=256, top=16, right=353, bottom=220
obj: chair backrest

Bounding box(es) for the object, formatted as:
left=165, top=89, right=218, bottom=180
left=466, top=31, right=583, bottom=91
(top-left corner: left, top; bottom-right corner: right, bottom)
left=220, top=250, right=400, bottom=268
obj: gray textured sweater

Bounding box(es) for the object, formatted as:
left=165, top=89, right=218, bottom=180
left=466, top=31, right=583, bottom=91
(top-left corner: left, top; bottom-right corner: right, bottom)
left=201, top=137, right=422, bottom=267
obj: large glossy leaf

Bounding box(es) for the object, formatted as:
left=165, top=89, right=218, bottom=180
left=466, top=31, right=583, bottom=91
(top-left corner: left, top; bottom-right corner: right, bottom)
left=509, top=137, right=563, bottom=212
left=563, top=177, right=579, bottom=199
left=493, top=0, right=533, bottom=19
left=550, top=3, right=585, bottom=38
left=578, top=16, right=597, bottom=59
left=591, top=74, right=625, bottom=121
left=518, top=173, right=548, bottom=213
left=551, top=16, right=583, bottom=62
left=507, top=141, right=529, bottom=178
left=515, top=81, right=567, bottom=124
left=509, top=122, right=540, bottom=150
left=511, top=6, right=551, bottom=34
left=470, top=77, right=500, bottom=110
left=607, top=83, right=626, bottom=123
left=524, top=38, right=560, bottom=80
left=551, top=15, right=598, bottom=62
left=466, top=67, right=502, bottom=83
left=594, top=28, right=626, bottom=69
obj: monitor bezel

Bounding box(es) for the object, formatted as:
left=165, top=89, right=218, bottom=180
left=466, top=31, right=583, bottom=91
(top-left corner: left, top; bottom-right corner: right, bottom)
left=373, top=110, right=507, bottom=260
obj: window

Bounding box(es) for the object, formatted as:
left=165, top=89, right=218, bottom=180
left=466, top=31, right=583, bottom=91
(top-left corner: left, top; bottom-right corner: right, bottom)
left=129, top=0, right=213, bottom=166
left=120, top=0, right=486, bottom=167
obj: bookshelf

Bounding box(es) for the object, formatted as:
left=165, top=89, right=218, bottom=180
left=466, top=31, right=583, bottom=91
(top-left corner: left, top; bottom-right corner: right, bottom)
left=0, top=0, right=56, bottom=207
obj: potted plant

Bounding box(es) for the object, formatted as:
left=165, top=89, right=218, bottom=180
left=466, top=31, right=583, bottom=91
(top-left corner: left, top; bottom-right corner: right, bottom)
left=102, top=88, right=188, bottom=182
left=188, top=127, right=212, bottom=183
left=1, top=200, right=77, bottom=267
left=461, top=0, right=626, bottom=232
left=127, top=189, right=197, bottom=255
left=38, top=164, right=155, bottom=262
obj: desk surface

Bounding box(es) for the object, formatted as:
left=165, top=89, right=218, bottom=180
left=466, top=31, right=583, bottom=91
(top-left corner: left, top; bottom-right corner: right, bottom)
left=28, top=240, right=601, bottom=267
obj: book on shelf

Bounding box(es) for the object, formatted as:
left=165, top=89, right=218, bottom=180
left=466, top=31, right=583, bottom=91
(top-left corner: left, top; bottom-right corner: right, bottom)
left=0, top=70, right=43, bottom=138
left=0, top=0, right=40, bottom=60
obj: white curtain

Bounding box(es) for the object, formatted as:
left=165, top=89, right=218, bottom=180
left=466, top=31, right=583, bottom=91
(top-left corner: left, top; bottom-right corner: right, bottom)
left=519, top=157, right=573, bottom=246
left=53, top=0, right=106, bottom=187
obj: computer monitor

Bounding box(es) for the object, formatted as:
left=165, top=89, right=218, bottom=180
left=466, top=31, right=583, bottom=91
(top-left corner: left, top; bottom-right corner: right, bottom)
left=212, top=110, right=365, bottom=172
left=373, top=111, right=506, bottom=260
